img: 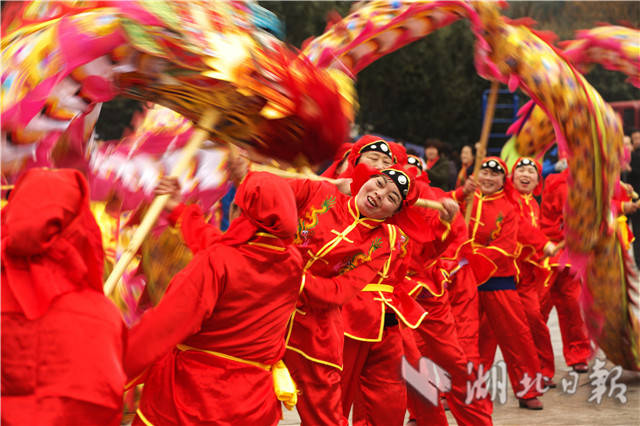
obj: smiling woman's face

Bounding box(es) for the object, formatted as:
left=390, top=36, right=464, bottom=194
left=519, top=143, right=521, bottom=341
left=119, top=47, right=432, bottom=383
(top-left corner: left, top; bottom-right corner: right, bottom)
left=512, top=165, right=539, bottom=194
left=356, top=175, right=402, bottom=219
left=478, top=168, right=505, bottom=195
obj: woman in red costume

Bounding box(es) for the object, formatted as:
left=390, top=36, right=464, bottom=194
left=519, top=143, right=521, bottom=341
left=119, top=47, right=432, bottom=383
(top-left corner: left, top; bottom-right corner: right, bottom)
left=283, top=162, right=420, bottom=425
left=333, top=142, right=449, bottom=426
left=511, top=157, right=557, bottom=386
left=455, top=157, right=543, bottom=411
left=126, top=172, right=305, bottom=425
left=1, top=168, right=126, bottom=426
left=340, top=163, right=434, bottom=426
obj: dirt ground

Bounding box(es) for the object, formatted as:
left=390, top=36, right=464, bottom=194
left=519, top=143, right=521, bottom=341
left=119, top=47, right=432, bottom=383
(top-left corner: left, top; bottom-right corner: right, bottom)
left=280, top=308, right=640, bottom=426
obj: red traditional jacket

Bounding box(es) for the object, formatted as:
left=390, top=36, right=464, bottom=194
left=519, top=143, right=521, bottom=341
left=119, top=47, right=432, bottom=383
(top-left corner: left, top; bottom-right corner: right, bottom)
left=341, top=226, right=428, bottom=341
left=402, top=182, right=466, bottom=299
left=341, top=179, right=464, bottom=343
left=125, top=237, right=303, bottom=378
left=454, top=189, right=519, bottom=285
left=285, top=179, right=404, bottom=368
left=124, top=237, right=303, bottom=425
left=513, top=192, right=552, bottom=284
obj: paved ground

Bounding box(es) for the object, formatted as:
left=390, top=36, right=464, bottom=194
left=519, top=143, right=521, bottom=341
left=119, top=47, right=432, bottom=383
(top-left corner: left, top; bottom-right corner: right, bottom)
left=280, top=308, right=640, bottom=425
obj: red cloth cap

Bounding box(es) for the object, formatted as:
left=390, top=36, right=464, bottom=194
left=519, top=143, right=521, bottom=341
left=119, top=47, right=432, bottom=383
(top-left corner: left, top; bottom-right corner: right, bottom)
left=406, top=155, right=431, bottom=185
left=511, top=156, right=543, bottom=196
left=388, top=141, right=408, bottom=168
left=213, top=171, right=298, bottom=246
left=1, top=168, right=104, bottom=319
left=480, top=156, right=509, bottom=175
left=340, top=135, right=394, bottom=178
left=321, top=142, right=353, bottom=178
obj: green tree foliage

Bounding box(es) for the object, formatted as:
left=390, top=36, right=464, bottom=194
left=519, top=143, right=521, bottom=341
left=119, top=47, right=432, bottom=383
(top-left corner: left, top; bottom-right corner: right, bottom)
left=265, top=1, right=353, bottom=46
left=355, top=20, right=487, bottom=147
left=95, top=97, right=143, bottom=141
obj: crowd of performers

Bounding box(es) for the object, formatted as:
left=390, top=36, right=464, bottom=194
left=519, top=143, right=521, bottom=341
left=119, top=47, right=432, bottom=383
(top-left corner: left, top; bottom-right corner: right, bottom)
left=3, top=133, right=637, bottom=426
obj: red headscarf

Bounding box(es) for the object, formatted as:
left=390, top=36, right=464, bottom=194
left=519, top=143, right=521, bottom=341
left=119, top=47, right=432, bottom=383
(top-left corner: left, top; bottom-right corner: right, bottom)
left=321, top=142, right=353, bottom=178
left=1, top=168, right=104, bottom=320
left=212, top=171, right=298, bottom=246
left=510, top=156, right=543, bottom=196
left=388, top=141, right=408, bottom=168
left=339, top=135, right=395, bottom=178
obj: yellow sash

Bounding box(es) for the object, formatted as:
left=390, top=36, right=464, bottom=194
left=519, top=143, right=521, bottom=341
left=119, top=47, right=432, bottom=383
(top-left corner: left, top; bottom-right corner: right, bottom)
left=176, top=344, right=298, bottom=410
left=361, top=283, right=394, bottom=292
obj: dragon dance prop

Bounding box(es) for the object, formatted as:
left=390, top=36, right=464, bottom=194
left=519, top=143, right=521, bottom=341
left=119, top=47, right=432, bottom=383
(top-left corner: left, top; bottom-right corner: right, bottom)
left=507, top=24, right=640, bottom=161
left=90, top=104, right=230, bottom=213
left=498, top=24, right=640, bottom=369
left=1, top=0, right=354, bottom=179
left=304, top=0, right=636, bottom=370
left=561, top=25, right=640, bottom=88
left=302, top=0, right=481, bottom=75
left=1, top=0, right=355, bottom=296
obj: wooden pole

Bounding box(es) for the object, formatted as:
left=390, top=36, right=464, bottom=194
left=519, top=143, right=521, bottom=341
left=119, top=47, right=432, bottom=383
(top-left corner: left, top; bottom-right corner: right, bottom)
left=414, top=198, right=447, bottom=214
left=465, top=81, right=500, bottom=223
left=250, top=163, right=445, bottom=213
left=103, top=109, right=219, bottom=296
left=250, top=163, right=342, bottom=184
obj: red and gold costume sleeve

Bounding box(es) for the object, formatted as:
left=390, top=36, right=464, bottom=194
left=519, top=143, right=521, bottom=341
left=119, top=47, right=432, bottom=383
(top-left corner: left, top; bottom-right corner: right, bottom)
left=342, top=226, right=428, bottom=341
left=513, top=193, right=553, bottom=284
left=287, top=178, right=327, bottom=209
left=403, top=183, right=470, bottom=297
left=408, top=181, right=459, bottom=260
left=300, top=249, right=390, bottom=310
left=467, top=191, right=519, bottom=284
left=451, top=186, right=466, bottom=205
left=516, top=193, right=550, bottom=253
left=168, top=203, right=222, bottom=253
